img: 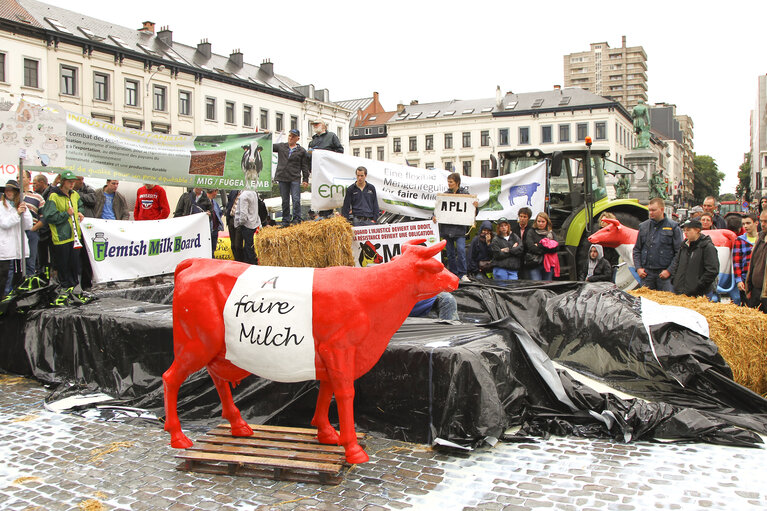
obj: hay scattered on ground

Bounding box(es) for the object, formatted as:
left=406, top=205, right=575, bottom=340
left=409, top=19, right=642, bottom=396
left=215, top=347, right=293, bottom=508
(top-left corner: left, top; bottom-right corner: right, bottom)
left=0, top=375, right=28, bottom=385
left=630, top=288, right=767, bottom=396
left=10, top=414, right=38, bottom=423
left=77, top=499, right=105, bottom=511
left=254, top=216, right=354, bottom=268
left=12, top=476, right=43, bottom=485
left=88, top=441, right=134, bottom=464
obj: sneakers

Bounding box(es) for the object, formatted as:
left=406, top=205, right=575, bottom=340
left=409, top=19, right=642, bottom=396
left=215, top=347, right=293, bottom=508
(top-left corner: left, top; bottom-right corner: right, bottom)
left=51, top=287, right=75, bottom=307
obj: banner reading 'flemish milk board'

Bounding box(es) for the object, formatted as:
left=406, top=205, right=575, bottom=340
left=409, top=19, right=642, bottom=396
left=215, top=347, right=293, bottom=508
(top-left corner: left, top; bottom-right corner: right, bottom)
left=311, top=150, right=546, bottom=221
left=0, top=100, right=271, bottom=191
left=79, top=214, right=211, bottom=283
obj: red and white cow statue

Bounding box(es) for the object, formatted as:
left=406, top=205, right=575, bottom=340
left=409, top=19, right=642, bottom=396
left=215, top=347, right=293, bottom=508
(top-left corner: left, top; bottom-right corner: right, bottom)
left=163, top=239, right=458, bottom=464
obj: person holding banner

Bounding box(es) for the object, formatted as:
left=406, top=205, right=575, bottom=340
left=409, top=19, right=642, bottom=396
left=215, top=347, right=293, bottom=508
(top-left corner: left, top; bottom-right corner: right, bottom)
left=134, top=184, right=170, bottom=221
left=432, top=172, right=476, bottom=282
left=309, top=119, right=344, bottom=219
left=41, top=171, right=86, bottom=303
left=342, top=166, right=379, bottom=226
left=490, top=218, right=523, bottom=280
left=0, top=180, right=32, bottom=297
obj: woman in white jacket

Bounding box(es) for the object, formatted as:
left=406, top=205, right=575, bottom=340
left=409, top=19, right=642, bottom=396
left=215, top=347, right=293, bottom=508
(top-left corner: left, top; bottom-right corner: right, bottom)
left=0, top=180, right=32, bottom=296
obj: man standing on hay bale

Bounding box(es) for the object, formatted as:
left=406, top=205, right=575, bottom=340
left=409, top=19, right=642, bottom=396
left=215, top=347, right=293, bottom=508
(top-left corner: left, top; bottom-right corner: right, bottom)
left=274, top=128, right=309, bottom=227
left=633, top=197, right=683, bottom=292
left=670, top=219, right=719, bottom=298
left=342, top=166, right=379, bottom=226
left=745, top=210, right=767, bottom=312
left=309, top=119, right=343, bottom=219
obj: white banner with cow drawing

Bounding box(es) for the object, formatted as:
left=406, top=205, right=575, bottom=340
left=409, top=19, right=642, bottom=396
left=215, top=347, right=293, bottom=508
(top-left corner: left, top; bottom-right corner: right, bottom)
left=311, top=150, right=546, bottom=221
left=352, top=220, right=441, bottom=267
left=79, top=214, right=211, bottom=283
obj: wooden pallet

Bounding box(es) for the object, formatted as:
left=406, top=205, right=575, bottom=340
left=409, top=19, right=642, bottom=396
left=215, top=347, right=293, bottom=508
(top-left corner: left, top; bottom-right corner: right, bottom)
left=175, top=424, right=365, bottom=484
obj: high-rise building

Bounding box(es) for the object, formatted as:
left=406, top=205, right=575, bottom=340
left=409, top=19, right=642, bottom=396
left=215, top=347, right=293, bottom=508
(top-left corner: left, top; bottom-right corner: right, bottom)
left=650, top=103, right=695, bottom=207
left=564, top=36, right=648, bottom=111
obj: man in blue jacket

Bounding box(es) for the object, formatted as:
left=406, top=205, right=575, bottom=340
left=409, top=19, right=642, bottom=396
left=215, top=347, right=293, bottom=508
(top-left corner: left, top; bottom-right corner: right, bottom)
left=632, top=197, right=682, bottom=291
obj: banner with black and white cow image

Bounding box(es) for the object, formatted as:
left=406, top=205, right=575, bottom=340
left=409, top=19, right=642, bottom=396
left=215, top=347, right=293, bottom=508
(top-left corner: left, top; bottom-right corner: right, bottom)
left=352, top=220, right=440, bottom=267
left=311, top=150, right=547, bottom=221
left=223, top=266, right=316, bottom=383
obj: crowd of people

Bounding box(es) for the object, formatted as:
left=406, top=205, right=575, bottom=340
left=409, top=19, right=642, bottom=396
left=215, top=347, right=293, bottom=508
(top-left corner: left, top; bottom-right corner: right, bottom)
left=3, top=130, right=767, bottom=316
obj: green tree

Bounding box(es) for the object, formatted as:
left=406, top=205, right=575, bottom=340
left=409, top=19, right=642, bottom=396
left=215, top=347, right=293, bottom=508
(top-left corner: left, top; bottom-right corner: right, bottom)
left=737, top=152, right=751, bottom=202
left=693, top=154, right=725, bottom=204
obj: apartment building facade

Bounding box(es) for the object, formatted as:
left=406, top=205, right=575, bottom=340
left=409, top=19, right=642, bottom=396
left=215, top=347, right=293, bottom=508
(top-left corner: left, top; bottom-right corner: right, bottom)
left=564, top=36, right=648, bottom=111
left=0, top=0, right=351, bottom=150
left=649, top=103, right=695, bottom=206
left=751, top=75, right=767, bottom=200
left=381, top=87, right=640, bottom=196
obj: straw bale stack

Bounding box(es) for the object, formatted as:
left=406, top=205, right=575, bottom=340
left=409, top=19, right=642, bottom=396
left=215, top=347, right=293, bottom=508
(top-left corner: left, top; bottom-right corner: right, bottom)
left=254, top=216, right=354, bottom=268
left=630, top=288, right=767, bottom=397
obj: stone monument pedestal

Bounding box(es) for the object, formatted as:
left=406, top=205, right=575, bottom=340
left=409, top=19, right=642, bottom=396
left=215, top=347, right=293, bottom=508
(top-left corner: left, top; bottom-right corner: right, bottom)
left=624, top=148, right=658, bottom=205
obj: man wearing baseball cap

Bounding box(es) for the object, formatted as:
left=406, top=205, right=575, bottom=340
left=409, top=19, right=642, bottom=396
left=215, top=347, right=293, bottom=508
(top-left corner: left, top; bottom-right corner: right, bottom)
left=273, top=128, right=310, bottom=226
left=669, top=218, right=719, bottom=297
left=40, top=170, right=86, bottom=304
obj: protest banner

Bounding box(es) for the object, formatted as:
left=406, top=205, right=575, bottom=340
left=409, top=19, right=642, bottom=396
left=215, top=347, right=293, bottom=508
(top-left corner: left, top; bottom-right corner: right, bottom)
left=311, top=150, right=546, bottom=221
left=351, top=220, right=440, bottom=267
left=79, top=214, right=211, bottom=282
left=0, top=100, right=271, bottom=190
left=434, top=193, right=478, bottom=226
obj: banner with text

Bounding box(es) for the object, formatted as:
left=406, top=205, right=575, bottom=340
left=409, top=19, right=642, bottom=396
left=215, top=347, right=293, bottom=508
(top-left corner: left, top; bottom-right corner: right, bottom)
left=0, top=100, right=271, bottom=190
left=79, top=214, right=211, bottom=282
left=311, top=150, right=547, bottom=221
left=351, top=220, right=440, bottom=267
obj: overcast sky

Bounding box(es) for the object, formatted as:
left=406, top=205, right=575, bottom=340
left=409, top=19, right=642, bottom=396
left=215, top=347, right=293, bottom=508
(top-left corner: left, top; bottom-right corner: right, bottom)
left=55, top=0, right=767, bottom=194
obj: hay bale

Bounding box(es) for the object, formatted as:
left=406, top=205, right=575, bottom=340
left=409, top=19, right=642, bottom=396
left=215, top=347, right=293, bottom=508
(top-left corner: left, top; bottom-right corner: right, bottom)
left=254, top=216, right=354, bottom=268
left=630, top=288, right=767, bottom=397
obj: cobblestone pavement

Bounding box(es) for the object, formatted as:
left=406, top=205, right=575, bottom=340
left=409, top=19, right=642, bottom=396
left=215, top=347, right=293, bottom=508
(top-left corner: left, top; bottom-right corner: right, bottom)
left=1, top=374, right=766, bottom=511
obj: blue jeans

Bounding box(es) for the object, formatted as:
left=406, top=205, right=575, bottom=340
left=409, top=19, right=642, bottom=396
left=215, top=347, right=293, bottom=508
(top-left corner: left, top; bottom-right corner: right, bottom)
left=435, top=292, right=458, bottom=320
left=444, top=236, right=466, bottom=278
left=493, top=268, right=518, bottom=280
left=25, top=229, right=39, bottom=275
left=279, top=181, right=301, bottom=225
left=640, top=269, right=673, bottom=292
left=528, top=267, right=553, bottom=281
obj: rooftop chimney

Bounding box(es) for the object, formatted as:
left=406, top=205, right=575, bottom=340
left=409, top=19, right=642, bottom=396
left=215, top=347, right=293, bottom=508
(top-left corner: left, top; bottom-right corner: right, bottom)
left=157, top=26, right=172, bottom=46
left=140, top=21, right=155, bottom=34
left=409, top=100, right=418, bottom=105
left=396, top=103, right=405, bottom=113
left=622, top=35, right=626, bottom=47
left=229, top=49, right=243, bottom=68
left=197, top=39, right=211, bottom=59
left=495, top=85, right=502, bottom=109
left=554, top=84, right=561, bottom=90
left=261, top=59, right=274, bottom=76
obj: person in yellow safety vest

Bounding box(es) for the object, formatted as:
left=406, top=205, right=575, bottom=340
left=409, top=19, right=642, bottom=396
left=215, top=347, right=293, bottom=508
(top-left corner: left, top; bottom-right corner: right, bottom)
left=41, top=170, right=88, bottom=305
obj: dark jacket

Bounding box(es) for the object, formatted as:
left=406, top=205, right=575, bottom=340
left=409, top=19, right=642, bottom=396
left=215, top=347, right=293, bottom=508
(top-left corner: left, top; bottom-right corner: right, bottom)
left=524, top=229, right=557, bottom=268
left=174, top=190, right=212, bottom=217
left=490, top=231, right=523, bottom=271
left=273, top=142, right=310, bottom=183
left=341, top=182, right=378, bottom=219
left=578, top=246, right=613, bottom=282
left=670, top=233, right=719, bottom=297
left=309, top=132, right=344, bottom=154
left=438, top=186, right=472, bottom=238
left=632, top=216, right=683, bottom=271
left=91, top=188, right=129, bottom=220
left=712, top=212, right=727, bottom=230
left=468, top=220, right=494, bottom=274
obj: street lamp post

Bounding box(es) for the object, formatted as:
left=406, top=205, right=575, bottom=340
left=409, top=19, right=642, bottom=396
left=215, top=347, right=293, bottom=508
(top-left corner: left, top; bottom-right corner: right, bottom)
left=144, top=64, right=165, bottom=129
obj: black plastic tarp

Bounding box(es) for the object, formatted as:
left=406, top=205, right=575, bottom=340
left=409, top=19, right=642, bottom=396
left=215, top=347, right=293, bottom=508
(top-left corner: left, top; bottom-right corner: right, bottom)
left=1, top=280, right=766, bottom=448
